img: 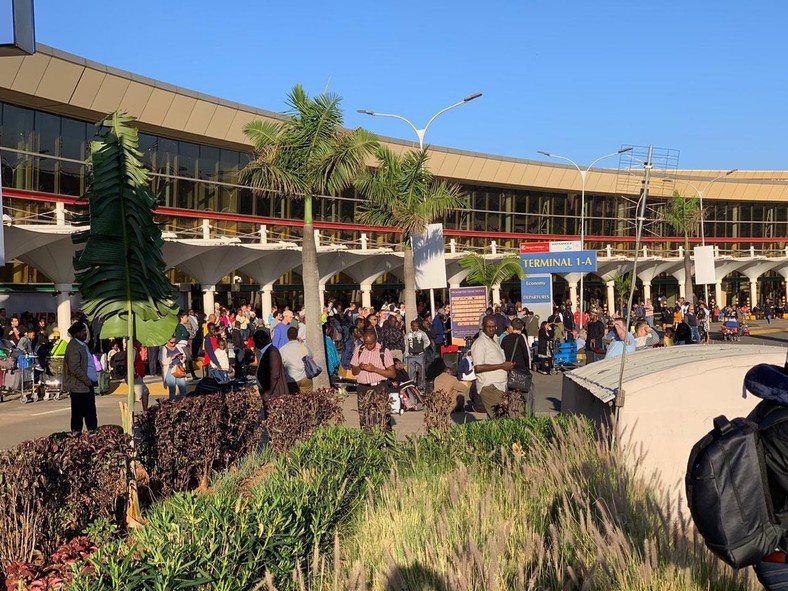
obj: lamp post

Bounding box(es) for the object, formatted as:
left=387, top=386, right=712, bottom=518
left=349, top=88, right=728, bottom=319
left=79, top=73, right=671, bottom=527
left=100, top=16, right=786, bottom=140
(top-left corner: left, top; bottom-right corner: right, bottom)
left=358, top=93, right=482, bottom=150
left=358, top=93, right=483, bottom=315
left=677, top=169, right=737, bottom=305
left=537, top=147, right=632, bottom=328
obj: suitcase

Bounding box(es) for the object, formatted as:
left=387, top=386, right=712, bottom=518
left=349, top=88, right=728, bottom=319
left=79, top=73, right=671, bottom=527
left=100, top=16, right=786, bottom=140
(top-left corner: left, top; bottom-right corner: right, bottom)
left=4, top=369, right=23, bottom=391
left=97, top=371, right=111, bottom=394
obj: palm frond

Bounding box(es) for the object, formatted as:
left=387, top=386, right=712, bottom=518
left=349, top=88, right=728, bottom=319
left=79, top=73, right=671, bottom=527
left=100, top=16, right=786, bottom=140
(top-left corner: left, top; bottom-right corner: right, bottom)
left=663, top=191, right=701, bottom=235
left=73, top=112, right=178, bottom=346
left=459, top=254, right=524, bottom=290
left=356, top=147, right=465, bottom=238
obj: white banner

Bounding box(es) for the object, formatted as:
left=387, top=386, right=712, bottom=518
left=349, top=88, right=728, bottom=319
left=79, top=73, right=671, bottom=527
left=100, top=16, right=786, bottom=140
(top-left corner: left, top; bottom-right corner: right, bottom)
left=549, top=240, right=582, bottom=252
left=694, top=245, right=716, bottom=285
left=412, top=223, right=447, bottom=290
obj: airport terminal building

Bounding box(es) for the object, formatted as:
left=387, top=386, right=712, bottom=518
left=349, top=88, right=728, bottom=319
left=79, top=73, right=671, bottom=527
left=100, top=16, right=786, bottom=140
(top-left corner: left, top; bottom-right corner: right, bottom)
left=0, top=45, right=786, bottom=328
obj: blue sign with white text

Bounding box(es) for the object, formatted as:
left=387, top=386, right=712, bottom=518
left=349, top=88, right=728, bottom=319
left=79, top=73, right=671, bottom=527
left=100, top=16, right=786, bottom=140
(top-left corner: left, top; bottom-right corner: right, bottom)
left=520, top=275, right=553, bottom=305
left=519, top=250, right=597, bottom=274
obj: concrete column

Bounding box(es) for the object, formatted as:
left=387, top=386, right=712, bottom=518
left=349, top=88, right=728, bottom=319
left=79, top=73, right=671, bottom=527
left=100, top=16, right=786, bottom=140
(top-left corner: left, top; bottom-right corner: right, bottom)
left=750, top=279, right=758, bottom=307
left=261, top=286, right=273, bottom=326
left=202, top=285, right=216, bottom=314
left=314, top=230, right=321, bottom=247
left=678, top=280, right=686, bottom=300
left=643, top=282, right=652, bottom=305
left=568, top=282, right=578, bottom=313
left=55, top=283, right=72, bottom=339
left=491, top=241, right=497, bottom=255
left=202, top=219, right=210, bottom=240
left=605, top=245, right=612, bottom=257
left=360, top=233, right=368, bottom=250
left=491, top=284, right=501, bottom=306
left=606, top=281, right=615, bottom=314
left=55, top=202, right=66, bottom=225
left=259, top=225, right=268, bottom=244
left=449, top=239, right=456, bottom=254
left=319, top=283, right=327, bottom=309
left=715, top=282, right=724, bottom=308
left=360, top=283, right=372, bottom=309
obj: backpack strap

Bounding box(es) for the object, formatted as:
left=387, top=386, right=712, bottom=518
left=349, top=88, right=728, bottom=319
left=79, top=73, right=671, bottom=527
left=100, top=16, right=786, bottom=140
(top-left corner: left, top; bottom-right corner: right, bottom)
left=759, top=405, right=788, bottom=431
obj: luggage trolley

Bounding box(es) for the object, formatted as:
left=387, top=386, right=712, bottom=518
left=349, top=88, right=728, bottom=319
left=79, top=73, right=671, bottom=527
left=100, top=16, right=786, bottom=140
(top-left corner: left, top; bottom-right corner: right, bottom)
left=551, top=341, right=578, bottom=374
left=17, top=354, right=39, bottom=404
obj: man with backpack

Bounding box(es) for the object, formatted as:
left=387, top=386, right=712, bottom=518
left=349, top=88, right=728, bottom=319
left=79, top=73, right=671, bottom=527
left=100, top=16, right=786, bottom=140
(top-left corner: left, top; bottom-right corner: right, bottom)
left=405, top=319, right=429, bottom=391
left=687, top=356, right=788, bottom=589
left=350, top=329, right=396, bottom=429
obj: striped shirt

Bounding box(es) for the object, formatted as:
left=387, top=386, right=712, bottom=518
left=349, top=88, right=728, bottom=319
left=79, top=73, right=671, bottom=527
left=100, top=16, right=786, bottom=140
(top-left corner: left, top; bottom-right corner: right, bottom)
left=350, top=343, right=393, bottom=385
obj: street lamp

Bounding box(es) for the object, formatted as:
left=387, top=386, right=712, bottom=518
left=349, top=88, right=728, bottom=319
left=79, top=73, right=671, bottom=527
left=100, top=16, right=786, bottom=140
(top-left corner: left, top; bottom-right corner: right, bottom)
left=357, top=93, right=482, bottom=150
left=675, top=169, right=737, bottom=305
left=537, top=147, right=632, bottom=327
left=677, top=169, right=737, bottom=245
left=358, top=93, right=483, bottom=315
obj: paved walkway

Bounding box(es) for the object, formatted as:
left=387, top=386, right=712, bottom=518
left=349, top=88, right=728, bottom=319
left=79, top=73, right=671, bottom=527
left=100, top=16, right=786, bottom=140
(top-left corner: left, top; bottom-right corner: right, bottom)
left=340, top=371, right=564, bottom=439
left=1, top=319, right=785, bottom=448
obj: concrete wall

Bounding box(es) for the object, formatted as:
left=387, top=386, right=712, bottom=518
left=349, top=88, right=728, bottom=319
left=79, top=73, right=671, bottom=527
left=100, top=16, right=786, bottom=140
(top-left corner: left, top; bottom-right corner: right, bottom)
left=563, top=347, right=788, bottom=504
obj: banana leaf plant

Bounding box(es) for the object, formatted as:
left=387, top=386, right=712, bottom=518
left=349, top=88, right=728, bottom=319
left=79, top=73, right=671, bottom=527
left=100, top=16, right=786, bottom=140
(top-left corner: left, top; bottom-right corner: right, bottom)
left=72, top=112, right=178, bottom=521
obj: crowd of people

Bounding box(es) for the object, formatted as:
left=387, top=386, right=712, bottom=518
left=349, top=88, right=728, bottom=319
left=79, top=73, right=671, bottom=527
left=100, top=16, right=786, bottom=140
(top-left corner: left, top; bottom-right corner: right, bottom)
left=1, top=289, right=781, bottom=436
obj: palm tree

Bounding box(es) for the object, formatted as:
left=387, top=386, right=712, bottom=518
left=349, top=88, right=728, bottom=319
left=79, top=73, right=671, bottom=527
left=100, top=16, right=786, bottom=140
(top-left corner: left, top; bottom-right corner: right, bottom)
left=458, top=253, right=525, bottom=303
left=611, top=272, right=633, bottom=317
left=241, top=85, right=378, bottom=389
left=663, top=190, right=702, bottom=302
left=356, top=147, right=465, bottom=322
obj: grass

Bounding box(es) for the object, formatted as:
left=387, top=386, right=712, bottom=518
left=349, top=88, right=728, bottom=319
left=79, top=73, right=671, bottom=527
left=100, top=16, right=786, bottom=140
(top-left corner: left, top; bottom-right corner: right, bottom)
left=318, top=417, right=758, bottom=591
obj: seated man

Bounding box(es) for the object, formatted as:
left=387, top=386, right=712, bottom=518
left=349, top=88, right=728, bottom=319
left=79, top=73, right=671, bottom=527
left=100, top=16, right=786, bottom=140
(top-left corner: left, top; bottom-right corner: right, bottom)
left=605, top=319, right=636, bottom=360
left=434, top=364, right=471, bottom=413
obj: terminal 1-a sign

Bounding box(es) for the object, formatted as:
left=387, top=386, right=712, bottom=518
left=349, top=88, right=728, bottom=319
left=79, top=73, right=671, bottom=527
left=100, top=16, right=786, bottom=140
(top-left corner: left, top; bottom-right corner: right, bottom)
left=519, top=241, right=598, bottom=320
left=520, top=250, right=597, bottom=274
left=519, top=241, right=597, bottom=274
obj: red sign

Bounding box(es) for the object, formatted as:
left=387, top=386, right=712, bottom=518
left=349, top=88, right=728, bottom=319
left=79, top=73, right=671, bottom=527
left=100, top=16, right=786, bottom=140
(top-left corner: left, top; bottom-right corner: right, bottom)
left=519, top=242, right=549, bottom=254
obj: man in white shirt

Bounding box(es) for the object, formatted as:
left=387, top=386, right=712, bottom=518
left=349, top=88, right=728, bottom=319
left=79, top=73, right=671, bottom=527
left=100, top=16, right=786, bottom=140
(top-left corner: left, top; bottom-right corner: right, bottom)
left=279, top=326, right=312, bottom=393
left=470, top=315, right=514, bottom=418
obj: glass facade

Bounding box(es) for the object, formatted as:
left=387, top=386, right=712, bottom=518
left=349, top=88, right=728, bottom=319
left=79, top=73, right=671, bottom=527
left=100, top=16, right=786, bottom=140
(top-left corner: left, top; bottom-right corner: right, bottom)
left=1, top=99, right=786, bottom=261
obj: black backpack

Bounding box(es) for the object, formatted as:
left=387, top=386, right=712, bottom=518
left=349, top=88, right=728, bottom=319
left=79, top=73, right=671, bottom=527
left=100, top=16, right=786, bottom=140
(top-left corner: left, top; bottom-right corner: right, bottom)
left=686, top=404, right=788, bottom=568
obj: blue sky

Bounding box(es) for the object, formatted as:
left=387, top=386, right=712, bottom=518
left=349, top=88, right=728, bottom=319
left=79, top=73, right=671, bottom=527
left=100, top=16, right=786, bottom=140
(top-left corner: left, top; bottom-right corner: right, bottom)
left=34, top=0, right=788, bottom=170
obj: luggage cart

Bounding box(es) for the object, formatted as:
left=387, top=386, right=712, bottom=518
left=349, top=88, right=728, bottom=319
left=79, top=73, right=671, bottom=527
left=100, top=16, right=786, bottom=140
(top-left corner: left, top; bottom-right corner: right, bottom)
left=17, top=354, right=39, bottom=404
left=551, top=341, right=578, bottom=374
left=43, top=355, right=66, bottom=400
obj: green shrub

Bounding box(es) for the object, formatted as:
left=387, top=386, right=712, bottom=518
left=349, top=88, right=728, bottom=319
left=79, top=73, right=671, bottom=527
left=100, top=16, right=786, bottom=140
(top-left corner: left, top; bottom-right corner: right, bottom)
left=135, top=387, right=263, bottom=494
left=67, top=426, right=395, bottom=591
left=0, top=426, right=130, bottom=569
left=265, top=389, right=344, bottom=453
left=405, top=414, right=583, bottom=474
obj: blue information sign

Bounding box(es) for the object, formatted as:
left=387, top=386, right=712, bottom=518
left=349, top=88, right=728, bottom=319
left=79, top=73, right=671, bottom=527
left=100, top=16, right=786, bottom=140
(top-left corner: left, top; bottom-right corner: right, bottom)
left=520, top=275, right=552, bottom=305
left=519, top=250, right=597, bottom=274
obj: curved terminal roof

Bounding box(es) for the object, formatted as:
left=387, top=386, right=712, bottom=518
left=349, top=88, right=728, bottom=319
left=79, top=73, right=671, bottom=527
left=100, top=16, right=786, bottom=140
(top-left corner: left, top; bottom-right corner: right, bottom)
left=1, top=45, right=787, bottom=202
